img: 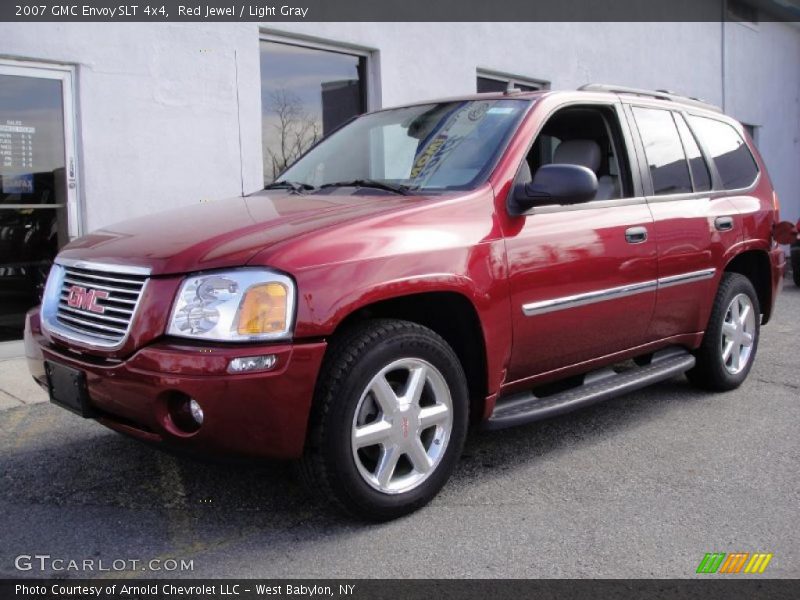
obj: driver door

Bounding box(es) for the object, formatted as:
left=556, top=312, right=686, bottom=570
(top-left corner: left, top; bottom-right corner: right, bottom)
left=504, top=102, right=657, bottom=382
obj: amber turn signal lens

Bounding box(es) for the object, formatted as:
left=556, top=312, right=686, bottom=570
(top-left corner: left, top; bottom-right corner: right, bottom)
left=237, top=283, right=288, bottom=335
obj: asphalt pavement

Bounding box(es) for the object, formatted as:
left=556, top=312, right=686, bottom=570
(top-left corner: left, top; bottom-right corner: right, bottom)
left=1, top=284, right=798, bottom=579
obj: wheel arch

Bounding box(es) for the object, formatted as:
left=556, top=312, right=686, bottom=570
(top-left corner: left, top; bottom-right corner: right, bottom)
left=723, top=249, right=774, bottom=324
left=327, top=291, right=490, bottom=423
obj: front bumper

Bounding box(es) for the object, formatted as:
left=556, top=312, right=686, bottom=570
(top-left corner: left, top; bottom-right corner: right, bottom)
left=25, top=309, right=326, bottom=459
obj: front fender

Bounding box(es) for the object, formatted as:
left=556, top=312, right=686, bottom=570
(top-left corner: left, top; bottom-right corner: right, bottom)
left=290, top=242, right=512, bottom=400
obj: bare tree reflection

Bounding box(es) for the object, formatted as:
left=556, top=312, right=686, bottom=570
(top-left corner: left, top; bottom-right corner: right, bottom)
left=265, top=89, right=320, bottom=179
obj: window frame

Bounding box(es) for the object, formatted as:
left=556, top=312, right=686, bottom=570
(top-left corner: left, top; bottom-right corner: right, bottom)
left=672, top=111, right=712, bottom=193
left=629, top=105, right=694, bottom=197
left=258, top=31, right=379, bottom=184
left=260, top=30, right=380, bottom=111
left=508, top=98, right=647, bottom=216
left=278, top=98, right=534, bottom=194
left=476, top=69, right=550, bottom=93
left=0, top=58, right=81, bottom=238
left=684, top=111, right=761, bottom=194
left=622, top=100, right=760, bottom=202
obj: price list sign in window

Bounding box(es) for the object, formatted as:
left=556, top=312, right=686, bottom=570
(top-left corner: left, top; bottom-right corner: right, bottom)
left=1, top=122, right=36, bottom=192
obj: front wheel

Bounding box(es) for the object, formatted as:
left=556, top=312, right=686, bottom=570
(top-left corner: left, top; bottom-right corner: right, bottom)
left=300, top=319, right=469, bottom=521
left=687, top=273, right=760, bottom=391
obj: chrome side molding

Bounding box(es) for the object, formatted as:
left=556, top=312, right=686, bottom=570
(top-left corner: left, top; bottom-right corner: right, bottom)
left=656, top=268, right=716, bottom=288
left=522, top=268, right=716, bottom=317
left=522, top=279, right=657, bottom=316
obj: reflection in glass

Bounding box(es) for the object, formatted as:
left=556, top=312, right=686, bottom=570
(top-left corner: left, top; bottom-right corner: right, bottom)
left=0, top=74, right=68, bottom=341
left=477, top=77, right=540, bottom=93
left=688, top=115, right=759, bottom=191
left=260, top=41, right=366, bottom=183
left=633, top=107, right=693, bottom=196
left=674, top=113, right=711, bottom=192
left=280, top=99, right=529, bottom=191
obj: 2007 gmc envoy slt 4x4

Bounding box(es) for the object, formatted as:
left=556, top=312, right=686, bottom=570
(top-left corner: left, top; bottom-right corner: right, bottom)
left=25, top=84, right=785, bottom=520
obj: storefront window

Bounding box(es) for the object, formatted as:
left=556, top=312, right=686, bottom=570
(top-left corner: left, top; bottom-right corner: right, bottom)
left=0, top=72, right=70, bottom=341
left=260, top=40, right=367, bottom=183
left=476, top=72, right=547, bottom=93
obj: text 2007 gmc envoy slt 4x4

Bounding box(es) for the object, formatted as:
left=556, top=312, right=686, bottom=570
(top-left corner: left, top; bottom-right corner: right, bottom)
left=26, top=85, right=785, bottom=520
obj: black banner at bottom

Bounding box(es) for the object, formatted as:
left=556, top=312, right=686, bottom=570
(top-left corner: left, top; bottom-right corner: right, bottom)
left=3, top=579, right=799, bottom=600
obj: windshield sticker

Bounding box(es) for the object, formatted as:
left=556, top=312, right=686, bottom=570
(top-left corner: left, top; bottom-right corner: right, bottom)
left=410, top=101, right=493, bottom=185
left=487, top=107, right=516, bottom=115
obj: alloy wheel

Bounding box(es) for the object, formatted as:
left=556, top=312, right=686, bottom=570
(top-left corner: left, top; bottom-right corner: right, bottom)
left=720, top=293, right=756, bottom=375
left=350, top=358, right=453, bottom=494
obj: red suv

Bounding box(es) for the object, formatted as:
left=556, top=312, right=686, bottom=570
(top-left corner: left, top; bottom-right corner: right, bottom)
left=25, top=84, right=785, bottom=520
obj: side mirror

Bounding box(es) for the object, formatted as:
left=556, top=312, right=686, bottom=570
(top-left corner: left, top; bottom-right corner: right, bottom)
left=508, top=164, right=598, bottom=216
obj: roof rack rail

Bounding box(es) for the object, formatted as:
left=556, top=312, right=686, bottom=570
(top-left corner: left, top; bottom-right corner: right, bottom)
left=578, top=83, right=722, bottom=113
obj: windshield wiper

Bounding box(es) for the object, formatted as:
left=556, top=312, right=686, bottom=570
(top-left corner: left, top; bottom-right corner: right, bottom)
left=264, top=180, right=317, bottom=194
left=317, top=179, right=412, bottom=196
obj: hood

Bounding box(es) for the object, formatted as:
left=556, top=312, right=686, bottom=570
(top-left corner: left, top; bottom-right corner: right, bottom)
left=59, top=190, right=421, bottom=275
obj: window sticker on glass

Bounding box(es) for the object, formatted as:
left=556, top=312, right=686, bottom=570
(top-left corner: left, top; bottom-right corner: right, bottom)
left=487, top=107, right=516, bottom=115
left=410, top=100, right=502, bottom=187
left=1, top=172, right=34, bottom=194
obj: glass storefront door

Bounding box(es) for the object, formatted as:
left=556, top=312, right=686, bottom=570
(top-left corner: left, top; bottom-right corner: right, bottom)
left=0, top=63, right=78, bottom=342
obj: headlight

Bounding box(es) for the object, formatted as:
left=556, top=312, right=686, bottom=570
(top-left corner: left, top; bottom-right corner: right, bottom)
left=167, top=269, right=295, bottom=342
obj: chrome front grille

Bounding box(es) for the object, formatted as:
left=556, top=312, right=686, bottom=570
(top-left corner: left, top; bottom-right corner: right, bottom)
left=42, top=260, right=151, bottom=349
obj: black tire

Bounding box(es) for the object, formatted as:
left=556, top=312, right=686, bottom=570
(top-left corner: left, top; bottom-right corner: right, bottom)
left=686, top=272, right=760, bottom=391
left=300, top=319, right=469, bottom=521
left=791, top=245, right=800, bottom=287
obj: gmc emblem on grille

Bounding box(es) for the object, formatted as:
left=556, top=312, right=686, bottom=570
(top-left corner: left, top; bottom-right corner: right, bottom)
left=66, top=285, right=109, bottom=314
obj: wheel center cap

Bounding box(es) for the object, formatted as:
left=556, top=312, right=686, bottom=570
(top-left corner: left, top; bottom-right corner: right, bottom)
left=394, top=405, right=419, bottom=442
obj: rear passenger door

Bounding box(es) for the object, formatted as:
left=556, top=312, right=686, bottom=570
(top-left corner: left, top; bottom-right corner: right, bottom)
left=625, top=105, right=742, bottom=340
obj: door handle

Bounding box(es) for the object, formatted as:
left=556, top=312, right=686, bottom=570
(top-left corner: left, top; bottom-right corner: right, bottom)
left=715, top=216, right=734, bottom=232
left=625, top=226, right=648, bottom=244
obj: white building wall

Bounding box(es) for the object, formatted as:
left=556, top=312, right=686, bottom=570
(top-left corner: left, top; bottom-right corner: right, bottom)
left=0, top=23, right=264, bottom=231
left=0, top=21, right=798, bottom=231
left=723, top=20, right=800, bottom=223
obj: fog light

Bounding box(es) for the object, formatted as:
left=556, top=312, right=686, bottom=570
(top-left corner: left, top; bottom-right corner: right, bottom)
left=228, top=354, right=277, bottom=373
left=189, top=399, right=204, bottom=425
left=166, top=392, right=202, bottom=434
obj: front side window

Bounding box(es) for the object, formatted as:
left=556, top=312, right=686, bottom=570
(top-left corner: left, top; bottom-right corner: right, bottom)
left=518, top=105, right=632, bottom=200
left=260, top=41, right=366, bottom=184
left=688, top=115, right=759, bottom=190
left=279, top=99, right=530, bottom=192
left=633, top=107, right=693, bottom=195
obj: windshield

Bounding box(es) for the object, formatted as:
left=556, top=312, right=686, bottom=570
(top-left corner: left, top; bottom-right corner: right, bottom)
left=277, top=99, right=530, bottom=193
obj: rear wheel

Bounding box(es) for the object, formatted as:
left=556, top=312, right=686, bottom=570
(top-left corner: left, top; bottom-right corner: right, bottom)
left=300, top=319, right=468, bottom=520
left=687, top=273, right=760, bottom=391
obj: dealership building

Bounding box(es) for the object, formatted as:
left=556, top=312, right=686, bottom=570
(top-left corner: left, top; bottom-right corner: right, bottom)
left=0, top=9, right=799, bottom=345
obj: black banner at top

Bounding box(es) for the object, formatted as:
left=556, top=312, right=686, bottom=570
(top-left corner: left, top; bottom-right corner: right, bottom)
left=1, top=0, right=799, bottom=22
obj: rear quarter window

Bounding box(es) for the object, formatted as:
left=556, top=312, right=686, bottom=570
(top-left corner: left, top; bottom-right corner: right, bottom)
left=687, top=115, right=759, bottom=190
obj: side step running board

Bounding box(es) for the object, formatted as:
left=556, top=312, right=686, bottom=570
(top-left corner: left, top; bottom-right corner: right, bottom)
left=485, top=347, right=696, bottom=430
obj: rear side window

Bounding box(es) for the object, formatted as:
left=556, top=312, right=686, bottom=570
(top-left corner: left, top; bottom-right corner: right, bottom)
left=674, top=113, right=711, bottom=192
left=632, top=107, right=692, bottom=195
left=688, top=115, right=759, bottom=190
